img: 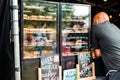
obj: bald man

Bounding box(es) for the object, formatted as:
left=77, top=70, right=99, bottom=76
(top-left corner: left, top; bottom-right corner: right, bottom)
left=92, top=12, right=120, bottom=80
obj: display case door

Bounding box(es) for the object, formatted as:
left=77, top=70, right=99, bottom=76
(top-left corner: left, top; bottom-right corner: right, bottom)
left=60, top=3, right=91, bottom=56
left=23, top=1, right=59, bottom=59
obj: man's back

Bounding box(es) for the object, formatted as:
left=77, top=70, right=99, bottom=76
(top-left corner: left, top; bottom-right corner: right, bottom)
left=92, top=21, right=120, bottom=71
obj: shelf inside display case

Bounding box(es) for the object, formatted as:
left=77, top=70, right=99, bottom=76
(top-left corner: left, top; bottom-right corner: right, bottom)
left=24, top=19, right=56, bottom=21
left=24, top=15, right=56, bottom=21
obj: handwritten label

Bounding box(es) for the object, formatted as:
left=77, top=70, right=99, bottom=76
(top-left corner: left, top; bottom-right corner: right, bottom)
left=41, top=54, right=59, bottom=80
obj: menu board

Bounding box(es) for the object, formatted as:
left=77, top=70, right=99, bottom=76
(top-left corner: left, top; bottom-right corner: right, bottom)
left=61, top=3, right=91, bottom=55
left=77, top=52, right=92, bottom=78
left=63, top=68, right=77, bottom=80
left=41, top=54, right=59, bottom=80
left=23, top=1, right=58, bottom=59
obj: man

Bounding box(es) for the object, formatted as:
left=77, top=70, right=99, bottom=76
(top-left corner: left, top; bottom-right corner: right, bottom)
left=92, top=12, right=120, bottom=80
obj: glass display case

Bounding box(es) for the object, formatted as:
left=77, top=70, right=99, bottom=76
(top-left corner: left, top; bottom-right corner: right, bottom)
left=61, top=3, right=91, bottom=56
left=22, top=1, right=60, bottom=80
left=23, top=1, right=58, bottom=59
left=22, top=1, right=93, bottom=80
left=60, top=3, right=93, bottom=79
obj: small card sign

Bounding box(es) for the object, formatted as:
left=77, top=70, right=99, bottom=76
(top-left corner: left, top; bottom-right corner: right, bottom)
left=41, top=54, right=59, bottom=80
left=63, top=68, right=77, bottom=80
left=77, top=52, right=92, bottom=78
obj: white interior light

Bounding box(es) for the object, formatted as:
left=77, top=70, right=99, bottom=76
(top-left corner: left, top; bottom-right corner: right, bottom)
left=103, top=0, right=107, bottom=2
left=109, top=15, right=112, bottom=18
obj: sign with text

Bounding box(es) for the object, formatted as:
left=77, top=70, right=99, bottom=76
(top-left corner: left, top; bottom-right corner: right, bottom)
left=63, top=68, right=77, bottom=80
left=41, top=54, right=59, bottom=80
left=77, top=52, right=92, bottom=78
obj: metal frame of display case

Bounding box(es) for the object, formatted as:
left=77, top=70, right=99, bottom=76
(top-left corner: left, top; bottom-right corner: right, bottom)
left=11, top=0, right=21, bottom=80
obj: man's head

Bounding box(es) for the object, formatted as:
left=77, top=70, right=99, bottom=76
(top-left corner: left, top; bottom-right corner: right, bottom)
left=93, top=12, right=109, bottom=24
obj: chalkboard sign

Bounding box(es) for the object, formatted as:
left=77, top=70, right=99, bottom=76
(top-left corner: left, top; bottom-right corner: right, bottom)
left=77, top=52, right=92, bottom=78
left=63, top=68, right=77, bottom=80
left=41, top=54, right=59, bottom=80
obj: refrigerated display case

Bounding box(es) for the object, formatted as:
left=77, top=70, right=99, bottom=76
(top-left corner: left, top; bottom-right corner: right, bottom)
left=22, top=1, right=60, bottom=80
left=23, top=1, right=58, bottom=59
left=60, top=3, right=95, bottom=80
left=22, top=1, right=94, bottom=80
left=61, top=3, right=91, bottom=56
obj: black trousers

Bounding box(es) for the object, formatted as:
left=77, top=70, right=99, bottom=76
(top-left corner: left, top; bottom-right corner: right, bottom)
left=105, top=70, right=120, bottom=80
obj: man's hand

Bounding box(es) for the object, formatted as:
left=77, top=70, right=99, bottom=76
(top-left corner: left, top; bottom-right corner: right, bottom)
left=94, top=49, right=101, bottom=57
